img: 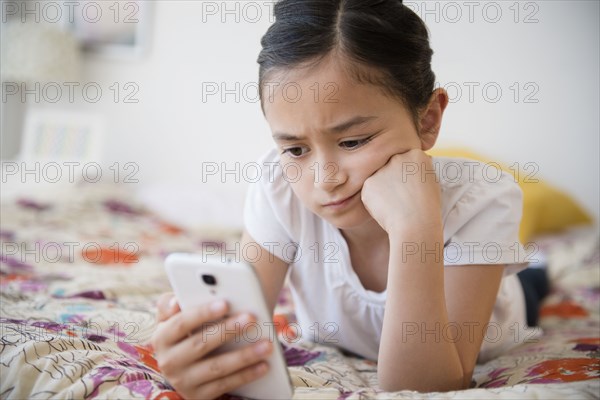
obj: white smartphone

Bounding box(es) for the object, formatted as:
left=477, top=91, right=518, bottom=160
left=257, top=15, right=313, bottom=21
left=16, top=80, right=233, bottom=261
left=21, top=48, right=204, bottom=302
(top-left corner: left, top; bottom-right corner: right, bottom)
left=164, top=253, right=294, bottom=400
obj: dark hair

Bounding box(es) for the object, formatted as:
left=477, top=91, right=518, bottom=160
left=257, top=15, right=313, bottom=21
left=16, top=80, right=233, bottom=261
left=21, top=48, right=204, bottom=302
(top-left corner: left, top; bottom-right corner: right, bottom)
left=257, top=0, right=436, bottom=128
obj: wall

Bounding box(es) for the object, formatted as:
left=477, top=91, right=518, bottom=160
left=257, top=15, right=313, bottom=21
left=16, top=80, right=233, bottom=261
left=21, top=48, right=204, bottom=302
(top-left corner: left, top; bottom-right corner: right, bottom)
left=5, top=0, right=599, bottom=229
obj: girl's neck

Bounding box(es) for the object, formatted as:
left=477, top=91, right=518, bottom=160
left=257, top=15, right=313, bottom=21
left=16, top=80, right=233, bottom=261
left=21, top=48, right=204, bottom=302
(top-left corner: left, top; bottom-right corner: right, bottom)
left=339, top=217, right=389, bottom=250
left=339, top=217, right=391, bottom=292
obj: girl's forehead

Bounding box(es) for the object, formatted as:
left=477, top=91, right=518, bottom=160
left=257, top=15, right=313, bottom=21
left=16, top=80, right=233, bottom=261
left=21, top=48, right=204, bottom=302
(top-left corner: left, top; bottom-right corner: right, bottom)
left=268, top=57, right=353, bottom=89
left=263, top=90, right=411, bottom=141
left=263, top=54, right=406, bottom=111
left=263, top=82, right=402, bottom=124
left=261, top=54, right=412, bottom=132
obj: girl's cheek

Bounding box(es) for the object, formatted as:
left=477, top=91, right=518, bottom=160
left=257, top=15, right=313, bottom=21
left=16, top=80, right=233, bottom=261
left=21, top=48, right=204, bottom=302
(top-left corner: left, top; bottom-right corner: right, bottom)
left=353, top=151, right=387, bottom=178
left=288, top=179, right=311, bottom=201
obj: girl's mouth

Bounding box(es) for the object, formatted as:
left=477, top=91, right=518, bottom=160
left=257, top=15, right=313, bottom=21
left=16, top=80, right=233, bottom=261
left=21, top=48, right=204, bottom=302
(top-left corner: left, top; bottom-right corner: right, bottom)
left=323, top=191, right=360, bottom=208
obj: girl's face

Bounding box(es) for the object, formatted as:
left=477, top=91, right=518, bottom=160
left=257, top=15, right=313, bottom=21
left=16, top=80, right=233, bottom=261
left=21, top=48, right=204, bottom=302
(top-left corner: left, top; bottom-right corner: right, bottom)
left=263, top=57, right=437, bottom=230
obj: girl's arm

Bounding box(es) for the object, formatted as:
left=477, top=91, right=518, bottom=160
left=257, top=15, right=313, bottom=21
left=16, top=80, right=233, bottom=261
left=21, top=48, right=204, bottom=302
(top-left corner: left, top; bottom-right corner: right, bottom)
left=361, top=149, right=505, bottom=392
left=443, top=263, right=504, bottom=389
left=379, top=222, right=503, bottom=392
left=240, top=229, right=290, bottom=315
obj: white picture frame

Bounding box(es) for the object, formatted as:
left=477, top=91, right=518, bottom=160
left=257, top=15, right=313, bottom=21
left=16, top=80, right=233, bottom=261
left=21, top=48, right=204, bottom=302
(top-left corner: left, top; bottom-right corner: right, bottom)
left=66, top=0, right=152, bottom=59
left=20, top=108, right=105, bottom=163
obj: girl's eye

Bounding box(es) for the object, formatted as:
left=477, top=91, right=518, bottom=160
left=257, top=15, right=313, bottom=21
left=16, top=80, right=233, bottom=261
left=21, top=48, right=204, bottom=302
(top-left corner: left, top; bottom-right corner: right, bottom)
left=281, top=147, right=307, bottom=158
left=340, top=137, right=372, bottom=149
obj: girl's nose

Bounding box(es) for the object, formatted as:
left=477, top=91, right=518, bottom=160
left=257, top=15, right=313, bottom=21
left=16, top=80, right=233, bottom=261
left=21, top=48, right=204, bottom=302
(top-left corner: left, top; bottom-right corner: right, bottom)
left=313, top=159, right=347, bottom=191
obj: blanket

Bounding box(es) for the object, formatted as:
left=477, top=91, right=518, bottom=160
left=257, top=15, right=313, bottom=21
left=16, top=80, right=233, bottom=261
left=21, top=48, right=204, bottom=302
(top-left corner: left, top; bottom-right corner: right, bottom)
left=1, top=184, right=598, bottom=399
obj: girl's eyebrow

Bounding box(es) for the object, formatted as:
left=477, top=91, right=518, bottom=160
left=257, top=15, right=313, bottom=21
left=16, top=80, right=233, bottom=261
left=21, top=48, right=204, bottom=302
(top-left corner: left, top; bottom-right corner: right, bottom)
left=272, top=115, right=378, bottom=141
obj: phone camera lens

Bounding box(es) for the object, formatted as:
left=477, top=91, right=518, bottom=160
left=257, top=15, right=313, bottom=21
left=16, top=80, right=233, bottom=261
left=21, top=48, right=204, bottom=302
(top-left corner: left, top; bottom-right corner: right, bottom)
left=201, top=274, right=217, bottom=285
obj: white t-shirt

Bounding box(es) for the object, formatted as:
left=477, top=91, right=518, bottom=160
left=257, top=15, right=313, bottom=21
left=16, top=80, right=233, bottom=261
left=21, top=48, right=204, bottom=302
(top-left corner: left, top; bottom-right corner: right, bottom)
left=244, top=148, right=539, bottom=364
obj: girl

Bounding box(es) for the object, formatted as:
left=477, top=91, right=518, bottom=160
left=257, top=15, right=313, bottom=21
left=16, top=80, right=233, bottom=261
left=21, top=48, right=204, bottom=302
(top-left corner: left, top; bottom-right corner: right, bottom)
left=152, top=0, right=542, bottom=397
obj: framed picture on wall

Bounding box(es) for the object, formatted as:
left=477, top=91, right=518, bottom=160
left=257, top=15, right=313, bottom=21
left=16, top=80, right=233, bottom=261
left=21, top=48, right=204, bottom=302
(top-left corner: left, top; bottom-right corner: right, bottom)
left=20, top=108, right=106, bottom=163
left=67, top=0, right=152, bottom=58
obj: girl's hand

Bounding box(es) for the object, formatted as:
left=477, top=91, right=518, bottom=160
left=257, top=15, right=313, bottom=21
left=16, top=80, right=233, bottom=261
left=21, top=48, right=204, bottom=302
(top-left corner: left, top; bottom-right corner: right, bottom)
left=361, top=149, right=442, bottom=235
left=151, top=292, right=273, bottom=400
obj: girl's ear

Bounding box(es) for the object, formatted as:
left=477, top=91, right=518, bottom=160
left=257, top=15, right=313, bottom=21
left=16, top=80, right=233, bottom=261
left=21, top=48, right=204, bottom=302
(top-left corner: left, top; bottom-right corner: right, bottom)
left=418, top=88, right=449, bottom=151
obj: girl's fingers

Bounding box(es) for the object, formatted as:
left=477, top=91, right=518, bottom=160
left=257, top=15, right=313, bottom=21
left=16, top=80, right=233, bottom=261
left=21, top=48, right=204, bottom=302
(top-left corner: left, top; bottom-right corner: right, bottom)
left=165, top=313, right=260, bottom=369
left=196, top=340, right=272, bottom=383
left=156, top=292, right=179, bottom=322
left=156, top=300, right=229, bottom=348
left=191, top=361, right=270, bottom=400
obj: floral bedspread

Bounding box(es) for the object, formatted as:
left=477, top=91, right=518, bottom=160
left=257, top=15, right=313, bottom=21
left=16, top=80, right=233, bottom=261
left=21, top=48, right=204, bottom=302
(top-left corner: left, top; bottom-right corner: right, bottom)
left=1, top=184, right=598, bottom=399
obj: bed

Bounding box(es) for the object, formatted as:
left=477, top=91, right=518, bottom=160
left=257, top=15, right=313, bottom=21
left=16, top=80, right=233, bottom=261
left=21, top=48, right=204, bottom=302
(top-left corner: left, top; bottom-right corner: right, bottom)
left=1, top=182, right=598, bottom=399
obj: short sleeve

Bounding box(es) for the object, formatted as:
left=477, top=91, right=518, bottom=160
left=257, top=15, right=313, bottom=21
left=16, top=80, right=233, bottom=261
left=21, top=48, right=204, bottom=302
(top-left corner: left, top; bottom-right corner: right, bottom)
left=440, top=159, right=528, bottom=274
left=243, top=149, right=298, bottom=264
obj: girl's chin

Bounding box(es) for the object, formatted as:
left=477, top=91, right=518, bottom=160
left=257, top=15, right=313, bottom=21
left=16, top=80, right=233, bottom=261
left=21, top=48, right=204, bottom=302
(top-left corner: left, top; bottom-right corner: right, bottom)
left=319, top=210, right=374, bottom=230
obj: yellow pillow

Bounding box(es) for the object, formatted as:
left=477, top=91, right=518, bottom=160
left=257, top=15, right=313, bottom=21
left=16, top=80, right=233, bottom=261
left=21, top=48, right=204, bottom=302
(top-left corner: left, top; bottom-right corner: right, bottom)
left=427, top=147, right=593, bottom=243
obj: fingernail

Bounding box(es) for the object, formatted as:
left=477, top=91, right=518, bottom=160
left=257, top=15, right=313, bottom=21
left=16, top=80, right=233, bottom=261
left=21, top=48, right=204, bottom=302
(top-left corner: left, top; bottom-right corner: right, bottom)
left=254, top=341, right=271, bottom=355
left=210, top=299, right=226, bottom=313
left=169, top=297, right=178, bottom=310
left=235, top=313, right=251, bottom=324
